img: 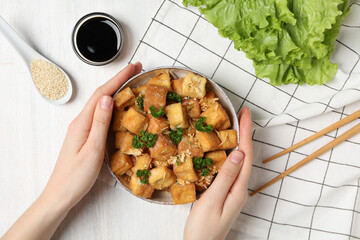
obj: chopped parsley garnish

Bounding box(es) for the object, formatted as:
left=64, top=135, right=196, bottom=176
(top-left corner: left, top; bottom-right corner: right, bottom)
left=135, top=94, right=144, bottom=110
left=141, top=131, right=157, bottom=148
left=149, top=105, right=165, bottom=118
left=176, top=161, right=181, bottom=166
left=201, top=168, right=210, bottom=176
left=166, top=91, right=182, bottom=103
left=169, top=128, right=183, bottom=144
left=132, top=135, right=145, bottom=149
left=205, top=158, right=213, bottom=166
left=132, top=130, right=157, bottom=149
left=193, top=157, right=213, bottom=169
left=193, top=157, right=202, bottom=170
left=136, top=169, right=151, bottom=184
left=193, top=157, right=213, bottom=176
left=195, top=117, right=213, bottom=133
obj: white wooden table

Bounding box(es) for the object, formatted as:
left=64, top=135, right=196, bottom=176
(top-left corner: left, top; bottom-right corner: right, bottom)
left=0, top=1, right=245, bottom=239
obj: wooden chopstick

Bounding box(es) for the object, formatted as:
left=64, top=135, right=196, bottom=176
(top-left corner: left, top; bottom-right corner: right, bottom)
left=263, top=110, right=360, bottom=164
left=251, top=122, right=360, bottom=196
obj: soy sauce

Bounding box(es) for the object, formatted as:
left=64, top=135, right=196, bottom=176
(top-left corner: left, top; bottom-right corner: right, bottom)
left=76, top=17, right=121, bottom=62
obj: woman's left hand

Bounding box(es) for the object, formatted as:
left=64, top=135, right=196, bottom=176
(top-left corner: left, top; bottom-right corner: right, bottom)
left=184, top=107, right=253, bottom=240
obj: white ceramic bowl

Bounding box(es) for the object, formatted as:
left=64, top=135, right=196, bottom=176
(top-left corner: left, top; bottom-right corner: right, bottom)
left=105, top=66, right=239, bottom=205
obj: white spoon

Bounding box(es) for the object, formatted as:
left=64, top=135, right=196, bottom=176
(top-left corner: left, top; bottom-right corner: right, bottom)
left=0, top=16, right=72, bottom=104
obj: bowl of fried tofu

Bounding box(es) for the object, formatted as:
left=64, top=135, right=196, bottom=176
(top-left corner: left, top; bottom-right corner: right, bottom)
left=105, top=67, right=239, bottom=205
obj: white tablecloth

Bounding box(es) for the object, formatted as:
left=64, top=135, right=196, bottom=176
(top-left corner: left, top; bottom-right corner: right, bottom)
left=100, top=1, right=360, bottom=239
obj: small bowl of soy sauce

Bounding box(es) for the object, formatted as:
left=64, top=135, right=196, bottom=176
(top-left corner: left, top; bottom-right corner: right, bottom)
left=72, top=12, right=125, bottom=66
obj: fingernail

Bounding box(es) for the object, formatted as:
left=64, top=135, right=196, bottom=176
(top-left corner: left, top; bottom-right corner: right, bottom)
left=230, top=151, right=244, bottom=164
left=100, top=96, right=113, bottom=110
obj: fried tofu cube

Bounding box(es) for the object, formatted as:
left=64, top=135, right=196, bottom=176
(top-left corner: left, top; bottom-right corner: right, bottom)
left=130, top=156, right=136, bottom=165
left=184, top=120, right=197, bottom=136
left=204, top=91, right=216, bottom=101
left=149, top=166, right=177, bottom=190
left=196, top=131, right=221, bottom=152
left=122, top=108, right=149, bottom=134
left=217, top=129, right=238, bottom=150
left=132, top=154, right=152, bottom=173
left=112, top=109, right=127, bottom=132
left=132, top=85, right=147, bottom=97
left=152, top=160, right=170, bottom=168
left=115, top=132, right=142, bottom=156
left=115, top=132, right=130, bottom=149
left=128, top=101, right=144, bottom=113
left=200, top=102, right=230, bottom=129
left=200, top=91, right=218, bottom=111
left=144, top=85, right=168, bottom=112
left=149, top=134, right=177, bottom=161
left=165, top=103, right=189, bottom=130
left=218, top=118, right=231, bottom=130
left=182, top=73, right=207, bottom=99
left=114, top=87, right=135, bottom=110
left=205, top=150, right=227, bottom=173
left=182, top=98, right=201, bottom=119
left=110, top=150, right=133, bottom=176
left=173, top=155, right=198, bottom=182
left=124, top=169, right=134, bottom=177
left=129, top=174, right=154, bottom=198
left=178, top=136, right=204, bottom=158
left=148, top=72, right=171, bottom=90
left=171, top=78, right=184, bottom=97
left=170, top=183, right=196, bottom=204
left=147, top=113, right=170, bottom=134
left=195, top=174, right=214, bottom=192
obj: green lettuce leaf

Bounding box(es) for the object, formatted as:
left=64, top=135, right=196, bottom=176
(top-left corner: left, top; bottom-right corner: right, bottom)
left=183, top=0, right=350, bottom=85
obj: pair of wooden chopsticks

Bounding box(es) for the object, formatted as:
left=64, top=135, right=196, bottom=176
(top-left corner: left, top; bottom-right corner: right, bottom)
left=250, top=110, right=360, bottom=197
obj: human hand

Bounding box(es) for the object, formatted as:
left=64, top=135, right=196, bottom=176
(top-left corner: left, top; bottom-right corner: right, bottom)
left=1, top=62, right=142, bottom=240
left=184, top=107, right=253, bottom=240
left=44, top=62, right=142, bottom=209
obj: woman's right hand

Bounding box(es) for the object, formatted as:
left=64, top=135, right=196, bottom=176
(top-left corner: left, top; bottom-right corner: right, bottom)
left=184, top=107, right=253, bottom=240
left=1, top=63, right=142, bottom=240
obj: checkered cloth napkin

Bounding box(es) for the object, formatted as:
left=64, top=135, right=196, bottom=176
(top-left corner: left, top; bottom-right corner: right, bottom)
left=100, top=0, right=360, bottom=239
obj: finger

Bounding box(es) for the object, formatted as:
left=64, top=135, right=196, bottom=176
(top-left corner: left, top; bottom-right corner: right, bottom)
left=134, top=61, right=142, bottom=75
left=203, top=151, right=244, bottom=207
left=65, top=63, right=140, bottom=147
left=222, top=108, right=253, bottom=211
left=79, top=62, right=142, bottom=128
left=238, top=106, right=248, bottom=119
left=199, top=108, right=252, bottom=208
left=80, top=63, right=136, bottom=120
left=236, top=107, right=253, bottom=187
left=82, top=96, right=114, bottom=154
